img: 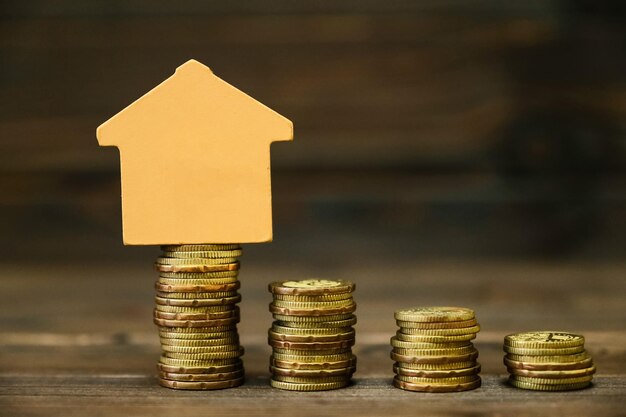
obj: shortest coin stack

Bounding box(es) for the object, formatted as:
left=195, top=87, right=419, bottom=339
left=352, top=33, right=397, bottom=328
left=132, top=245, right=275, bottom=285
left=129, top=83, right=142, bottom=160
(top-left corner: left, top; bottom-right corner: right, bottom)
left=154, top=244, right=245, bottom=390
left=504, top=331, right=595, bottom=391
left=268, top=279, right=357, bottom=391
left=391, top=306, right=481, bottom=392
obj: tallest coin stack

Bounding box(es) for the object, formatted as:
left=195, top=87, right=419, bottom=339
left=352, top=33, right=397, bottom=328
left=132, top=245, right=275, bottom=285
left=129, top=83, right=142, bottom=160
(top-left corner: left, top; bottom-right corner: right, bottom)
left=153, top=244, right=245, bottom=390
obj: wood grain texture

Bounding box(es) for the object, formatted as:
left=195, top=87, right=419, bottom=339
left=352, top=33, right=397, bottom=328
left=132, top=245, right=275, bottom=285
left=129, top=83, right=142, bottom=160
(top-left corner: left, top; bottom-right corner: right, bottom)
left=1, top=1, right=625, bottom=260
left=1, top=375, right=624, bottom=417
left=1, top=261, right=625, bottom=416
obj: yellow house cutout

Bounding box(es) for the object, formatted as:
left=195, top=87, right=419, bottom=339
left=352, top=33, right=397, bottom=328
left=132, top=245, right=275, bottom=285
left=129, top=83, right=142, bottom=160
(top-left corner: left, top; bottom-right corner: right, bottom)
left=97, top=59, right=293, bottom=245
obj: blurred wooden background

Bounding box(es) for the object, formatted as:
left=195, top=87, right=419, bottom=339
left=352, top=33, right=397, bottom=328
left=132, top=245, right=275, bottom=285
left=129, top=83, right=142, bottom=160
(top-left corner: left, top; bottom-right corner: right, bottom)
left=1, top=2, right=625, bottom=416
left=1, top=0, right=624, bottom=263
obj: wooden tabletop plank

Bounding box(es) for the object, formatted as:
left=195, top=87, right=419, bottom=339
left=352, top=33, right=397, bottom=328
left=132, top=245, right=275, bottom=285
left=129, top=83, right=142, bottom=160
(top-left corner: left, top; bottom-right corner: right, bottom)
left=2, top=261, right=624, bottom=415
left=1, top=375, right=624, bottom=417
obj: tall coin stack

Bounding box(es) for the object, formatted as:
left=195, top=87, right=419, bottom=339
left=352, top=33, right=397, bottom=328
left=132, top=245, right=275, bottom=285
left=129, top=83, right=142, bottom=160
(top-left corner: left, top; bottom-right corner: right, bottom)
left=504, top=331, right=595, bottom=391
left=268, top=279, right=357, bottom=391
left=391, top=306, right=481, bottom=392
left=153, top=244, right=245, bottom=390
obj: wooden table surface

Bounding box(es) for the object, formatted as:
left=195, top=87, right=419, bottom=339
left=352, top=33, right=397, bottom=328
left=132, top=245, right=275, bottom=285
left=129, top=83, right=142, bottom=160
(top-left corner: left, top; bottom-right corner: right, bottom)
left=1, top=256, right=625, bottom=416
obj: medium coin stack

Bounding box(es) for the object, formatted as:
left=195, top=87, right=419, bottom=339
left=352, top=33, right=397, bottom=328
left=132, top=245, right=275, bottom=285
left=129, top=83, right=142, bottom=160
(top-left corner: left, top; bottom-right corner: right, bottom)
left=504, top=331, right=595, bottom=391
left=268, top=279, right=357, bottom=391
left=391, top=306, right=482, bottom=392
left=153, top=244, right=245, bottom=390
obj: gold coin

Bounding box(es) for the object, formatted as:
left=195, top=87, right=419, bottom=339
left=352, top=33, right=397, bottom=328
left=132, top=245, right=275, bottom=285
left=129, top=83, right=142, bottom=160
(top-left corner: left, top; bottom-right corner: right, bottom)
left=394, top=363, right=481, bottom=378
left=157, top=360, right=242, bottom=374
left=154, top=310, right=239, bottom=322
left=393, top=376, right=481, bottom=392
left=503, top=345, right=586, bottom=356
left=270, top=303, right=357, bottom=317
left=155, top=281, right=240, bottom=293
left=396, top=318, right=478, bottom=330
left=154, top=307, right=239, bottom=320
left=510, top=375, right=594, bottom=385
left=158, top=324, right=238, bottom=335
left=392, top=346, right=477, bottom=357
left=271, top=355, right=357, bottom=370
left=391, top=351, right=479, bottom=364
left=155, top=295, right=241, bottom=307
left=397, top=361, right=477, bottom=370
left=158, top=377, right=244, bottom=390
left=271, top=324, right=354, bottom=336
left=161, top=244, right=240, bottom=252
left=272, top=352, right=354, bottom=363
left=396, top=324, right=480, bottom=336
left=159, top=334, right=239, bottom=343
left=159, top=369, right=244, bottom=382
left=161, top=344, right=241, bottom=354
left=504, top=331, right=585, bottom=349
left=272, top=374, right=349, bottom=384
left=269, top=329, right=354, bottom=343
left=272, top=299, right=355, bottom=309
left=162, top=249, right=242, bottom=259
left=507, top=365, right=596, bottom=378
left=159, top=271, right=239, bottom=279
left=396, top=374, right=478, bottom=384
left=273, top=347, right=352, bottom=356
left=272, top=313, right=355, bottom=323
left=270, top=365, right=355, bottom=377
left=159, top=328, right=236, bottom=339
left=161, top=244, right=240, bottom=251
left=156, top=291, right=239, bottom=299
left=153, top=316, right=239, bottom=328
left=269, top=279, right=355, bottom=296
left=156, top=257, right=239, bottom=266
left=158, top=277, right=239, bottom=286
left=503, top=356, right=594, bottom=371
left=160, top=337, right=239, bottom=347
left=163, top=347, right=244, bottom=360
left=155, top=262, right=239, bottom=273
left=396, top=331, right=476, bottom=343
left=390, top=337, right=471, bottom=350
left=506, top=352, right=590, bottom=363
left=275, top=316, right=357, bottom=328
left=270, top=379, right=349, bottom=391
left=508, top=378, right=591, bottom=391
left=158, top=328, right=236, bottom=338
left=155, top=304, right=234, bottom=313
left=273, top=293, right=353, bottom=302
left=394, top=307, right=475, bottom=323
left=269, top=339, right=355, bottom=350
left=159, top=356, right=240, bottom=367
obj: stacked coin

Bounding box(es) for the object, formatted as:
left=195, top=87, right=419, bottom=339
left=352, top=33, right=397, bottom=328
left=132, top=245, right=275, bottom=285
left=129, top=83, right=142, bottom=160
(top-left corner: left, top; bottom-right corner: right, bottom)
left=391, top=306, right=481, bottom=392
left=153, top=244, right=245, bottom=390
left=504, top=331, right=595, bottom=391
left=268, top=279, right=357, bottom=391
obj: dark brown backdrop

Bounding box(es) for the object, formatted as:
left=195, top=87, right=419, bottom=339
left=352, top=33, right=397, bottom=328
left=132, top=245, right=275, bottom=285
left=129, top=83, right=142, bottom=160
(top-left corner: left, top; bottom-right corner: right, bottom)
left=1, top=0, right=624, bottom=265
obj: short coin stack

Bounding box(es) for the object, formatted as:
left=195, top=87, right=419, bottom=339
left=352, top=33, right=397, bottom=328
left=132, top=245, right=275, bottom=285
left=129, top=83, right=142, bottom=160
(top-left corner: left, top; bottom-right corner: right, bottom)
left=268, top=279, right=357, bottom=391
left=504, top=331, right=595, bottom=391
left=153, top=244, right=245, bottom=390
left=391, top=306, right=481, bottom=392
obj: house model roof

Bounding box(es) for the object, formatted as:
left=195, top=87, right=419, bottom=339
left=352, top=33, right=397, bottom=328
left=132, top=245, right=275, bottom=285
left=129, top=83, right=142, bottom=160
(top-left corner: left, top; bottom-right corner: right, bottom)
left=97, top=59, right=293, bottom=245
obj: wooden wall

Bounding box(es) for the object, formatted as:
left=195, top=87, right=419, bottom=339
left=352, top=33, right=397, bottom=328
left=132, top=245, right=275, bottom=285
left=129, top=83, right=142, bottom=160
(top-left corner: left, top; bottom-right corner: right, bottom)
left=1, top=1, right=624, bottom=262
